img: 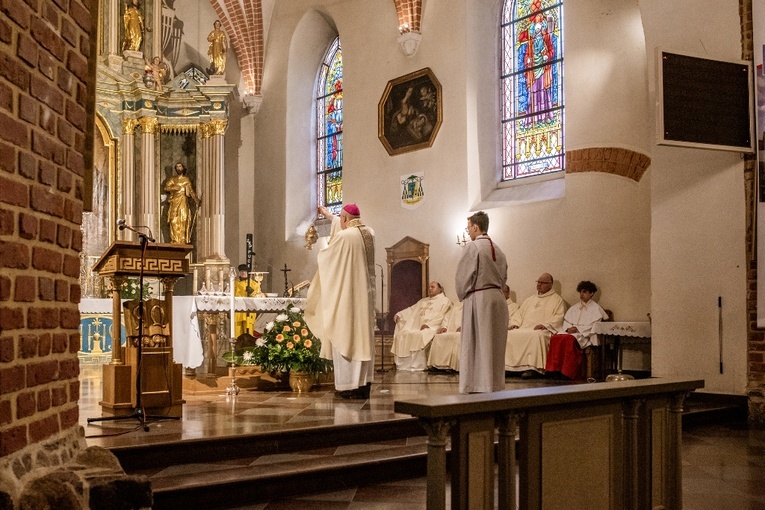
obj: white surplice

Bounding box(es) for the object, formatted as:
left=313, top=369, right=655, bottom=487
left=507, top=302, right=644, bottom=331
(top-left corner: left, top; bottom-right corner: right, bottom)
left=561, top=300, right=609, bottom=348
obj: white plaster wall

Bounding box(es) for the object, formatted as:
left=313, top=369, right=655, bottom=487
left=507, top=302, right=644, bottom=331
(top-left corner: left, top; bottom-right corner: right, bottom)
left=232, top=0, right=748, bottom=395
left=640, top=0, right=748, bottom=394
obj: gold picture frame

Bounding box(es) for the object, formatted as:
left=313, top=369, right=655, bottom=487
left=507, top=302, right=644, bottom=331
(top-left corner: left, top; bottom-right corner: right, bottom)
left=378, top=67, right=443, bottom=156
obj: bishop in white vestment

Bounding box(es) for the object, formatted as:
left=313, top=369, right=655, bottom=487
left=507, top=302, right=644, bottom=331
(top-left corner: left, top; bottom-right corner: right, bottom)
left=304, top=204, right=375, bottom=397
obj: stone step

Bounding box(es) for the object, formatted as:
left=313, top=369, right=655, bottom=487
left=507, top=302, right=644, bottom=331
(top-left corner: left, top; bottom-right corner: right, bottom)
left=149, top=441, right=429, bottom=509
left=112, top=417, right=424, bottom=473
left=112, top=393, right=745, bottom=509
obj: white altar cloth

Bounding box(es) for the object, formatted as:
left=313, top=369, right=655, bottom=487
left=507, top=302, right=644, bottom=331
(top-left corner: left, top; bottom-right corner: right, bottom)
left=592, top=321, right=651, bottom=341
left=78, top=297, right=204, bottom=369
left=194, top=296, right=306, bottom=312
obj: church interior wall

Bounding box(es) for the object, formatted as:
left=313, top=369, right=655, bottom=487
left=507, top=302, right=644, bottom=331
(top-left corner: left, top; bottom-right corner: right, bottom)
left=238, top=0, right=747, bottom=394
left=640, top=0, right=748, bottom=394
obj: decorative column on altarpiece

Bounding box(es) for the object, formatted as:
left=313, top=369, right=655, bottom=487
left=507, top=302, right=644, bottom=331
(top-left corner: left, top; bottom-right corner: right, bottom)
left=197, top=122, right=212, bottom=261
left=206, top=118, right=228, bottom=262
left=120, top=118, right=138, bottom=241
left=195, top=119, right=228, bottom=265
left=138, top=116, right=159, bottom=238
left=104, top=0, right=123, bottom=71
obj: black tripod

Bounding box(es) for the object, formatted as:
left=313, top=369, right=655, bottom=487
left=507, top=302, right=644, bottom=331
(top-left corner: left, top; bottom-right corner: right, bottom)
left=87, top=233, right=179, bottom=431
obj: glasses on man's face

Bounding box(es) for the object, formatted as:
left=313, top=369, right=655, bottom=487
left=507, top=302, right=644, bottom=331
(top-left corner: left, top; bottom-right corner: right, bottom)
left=536, top=281, right=552, bottom=285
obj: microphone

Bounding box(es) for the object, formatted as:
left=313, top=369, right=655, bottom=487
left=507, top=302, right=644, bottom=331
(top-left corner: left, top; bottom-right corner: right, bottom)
left=116, top=219, right=156, bottom=243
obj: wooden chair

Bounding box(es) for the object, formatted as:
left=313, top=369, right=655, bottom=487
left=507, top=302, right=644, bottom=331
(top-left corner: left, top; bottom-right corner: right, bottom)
left=385, top=237, right=429, bottom=333
left=581, top=309, right=613, bottom=381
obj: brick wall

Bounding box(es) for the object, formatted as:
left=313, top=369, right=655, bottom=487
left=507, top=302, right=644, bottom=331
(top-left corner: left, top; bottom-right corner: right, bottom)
left=740, top=0, right=765, bottom=426
left=0, top=0, right=91, bottom=456
left=565, top=147, right=651, bottom=182
left=394, top=0, right=422, bottom=33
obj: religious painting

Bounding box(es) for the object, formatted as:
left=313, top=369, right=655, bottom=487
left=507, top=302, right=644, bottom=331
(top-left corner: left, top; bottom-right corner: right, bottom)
left=400, top=172, right=425, bottom=210
left=378, top=68, right=442, bottom=156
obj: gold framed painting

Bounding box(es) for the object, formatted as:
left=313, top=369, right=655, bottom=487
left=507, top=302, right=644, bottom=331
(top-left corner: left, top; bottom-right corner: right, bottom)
left=378, top=67, right=443, bottom=156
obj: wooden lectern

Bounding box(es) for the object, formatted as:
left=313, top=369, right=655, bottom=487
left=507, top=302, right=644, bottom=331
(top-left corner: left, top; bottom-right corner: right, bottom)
left=92, top=240, right=192, bottom=417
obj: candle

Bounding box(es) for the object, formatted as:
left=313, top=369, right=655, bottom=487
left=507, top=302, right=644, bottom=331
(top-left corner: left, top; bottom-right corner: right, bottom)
left=229, top=269, right=236, bottom=339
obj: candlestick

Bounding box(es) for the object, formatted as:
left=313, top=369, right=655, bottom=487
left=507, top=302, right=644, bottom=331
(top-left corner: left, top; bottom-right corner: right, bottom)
left=229, top=267, right=236, bottom=339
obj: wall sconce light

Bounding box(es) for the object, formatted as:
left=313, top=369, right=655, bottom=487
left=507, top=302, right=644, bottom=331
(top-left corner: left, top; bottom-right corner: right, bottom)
left=457, top=229, right=469, bottom=246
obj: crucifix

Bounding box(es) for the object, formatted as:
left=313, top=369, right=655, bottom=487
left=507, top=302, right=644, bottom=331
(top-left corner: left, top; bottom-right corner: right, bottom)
left=281, top=263, right=291, bottom=296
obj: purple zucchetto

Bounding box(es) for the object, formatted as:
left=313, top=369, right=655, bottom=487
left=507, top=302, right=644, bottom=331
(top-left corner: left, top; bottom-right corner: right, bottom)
left=343, top=204, right=360, bottom=217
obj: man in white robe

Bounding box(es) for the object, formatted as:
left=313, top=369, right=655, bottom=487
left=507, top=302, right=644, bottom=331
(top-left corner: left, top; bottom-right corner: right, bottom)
left=304, top=204, right=375, bottom=399
left=427, top=301, right=463, bottom=371
left=503, top=284, right=520, bottom=322
left=391, top=281, right=452, bottom=371
left=455, top=211, right=509, bottom=394
left=505, top=273, right=565, bottom=378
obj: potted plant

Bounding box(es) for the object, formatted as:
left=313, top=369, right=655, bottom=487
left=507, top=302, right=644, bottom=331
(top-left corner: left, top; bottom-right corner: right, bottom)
left=224, top=306, right=331, bottom=392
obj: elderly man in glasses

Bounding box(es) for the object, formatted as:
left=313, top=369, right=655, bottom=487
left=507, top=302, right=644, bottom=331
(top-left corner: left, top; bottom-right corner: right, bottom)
left=505, top=273, right=566, bottom=379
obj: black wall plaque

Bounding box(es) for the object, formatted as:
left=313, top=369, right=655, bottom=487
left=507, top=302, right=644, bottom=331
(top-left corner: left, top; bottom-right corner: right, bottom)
left=660, top=51, right=753, bottom=152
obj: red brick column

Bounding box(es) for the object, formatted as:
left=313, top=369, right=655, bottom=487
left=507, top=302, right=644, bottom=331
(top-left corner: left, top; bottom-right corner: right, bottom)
left=0, top=0, right=92, bottom=455
left=740, top=0, right=765, bottom=427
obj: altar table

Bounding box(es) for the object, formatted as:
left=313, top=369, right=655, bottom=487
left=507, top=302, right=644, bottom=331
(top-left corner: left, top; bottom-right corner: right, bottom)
left=194, top=296, right=307, bottom=376
left=592, top=321, right=652, bottom=376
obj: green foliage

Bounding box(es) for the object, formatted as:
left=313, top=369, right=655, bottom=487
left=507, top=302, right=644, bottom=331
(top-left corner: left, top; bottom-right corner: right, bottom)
left=119, top=278, right=151, bottom=300
left=223, top=306, right=332, bottom=376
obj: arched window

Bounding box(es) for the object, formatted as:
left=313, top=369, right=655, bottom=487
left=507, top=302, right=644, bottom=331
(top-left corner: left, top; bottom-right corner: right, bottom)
left=316, top=37, right=343, bottom=215
left=501, top=0, right=564, bottom=181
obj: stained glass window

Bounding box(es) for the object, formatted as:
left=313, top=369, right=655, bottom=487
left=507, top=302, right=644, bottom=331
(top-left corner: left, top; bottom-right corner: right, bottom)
left=316, top=37, right=343, bottom=215
left=501, top=0, right=564, bottom=181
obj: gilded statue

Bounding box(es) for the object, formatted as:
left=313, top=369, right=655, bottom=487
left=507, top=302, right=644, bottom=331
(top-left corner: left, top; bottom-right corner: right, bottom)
left=122, top=0, right=144, bottom=52
left=164, top=163, right=200, bottom=244
left=144, top=56, right=168, bottom=91
left=207, top=20, right=227, bottom=75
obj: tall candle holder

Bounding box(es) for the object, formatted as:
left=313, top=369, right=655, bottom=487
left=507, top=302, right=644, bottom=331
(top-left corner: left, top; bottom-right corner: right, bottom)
left=226, top=267, right=240, bottom=396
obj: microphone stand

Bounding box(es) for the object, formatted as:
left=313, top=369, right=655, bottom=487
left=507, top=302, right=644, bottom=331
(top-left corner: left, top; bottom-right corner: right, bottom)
left=376, top=263, right=388, bottom=373
left=88, top=232, right=178, bottom=431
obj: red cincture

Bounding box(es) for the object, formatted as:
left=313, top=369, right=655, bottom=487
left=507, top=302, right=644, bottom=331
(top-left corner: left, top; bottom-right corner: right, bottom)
left=485, top=236, right=496, bottom=261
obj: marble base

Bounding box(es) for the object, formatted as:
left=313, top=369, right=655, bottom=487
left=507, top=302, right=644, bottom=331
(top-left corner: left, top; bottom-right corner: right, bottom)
left=182, top=368, right=334, bottom=395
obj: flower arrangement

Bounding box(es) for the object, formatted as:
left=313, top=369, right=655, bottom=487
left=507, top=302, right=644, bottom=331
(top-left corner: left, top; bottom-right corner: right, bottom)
left=224, top=306, right=331, bottom=376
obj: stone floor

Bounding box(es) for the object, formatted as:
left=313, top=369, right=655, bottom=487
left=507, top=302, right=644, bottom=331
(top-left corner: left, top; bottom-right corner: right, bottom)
left=78, top=365, right=765, bottom=509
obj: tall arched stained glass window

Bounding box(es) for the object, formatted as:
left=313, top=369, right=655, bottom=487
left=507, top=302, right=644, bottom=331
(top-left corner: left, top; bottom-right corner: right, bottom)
left=501, top=0, right=564, bottom=181
left=316, top=37, right=343, bottom=215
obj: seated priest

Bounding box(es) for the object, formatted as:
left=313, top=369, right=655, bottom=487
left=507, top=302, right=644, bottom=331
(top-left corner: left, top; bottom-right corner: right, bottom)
left=503, top=284, right=520, bottom=321
left=428, top=285, right=519, bottom=372
left=234, top=264, right=259, bottom=337
left=505, top=273, right=566, bottom=379
left=427, top=301, right=463, bottom=372
left=390, top=281, right=453, bottom=371
left=545, top=280, right=609, bottom=380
